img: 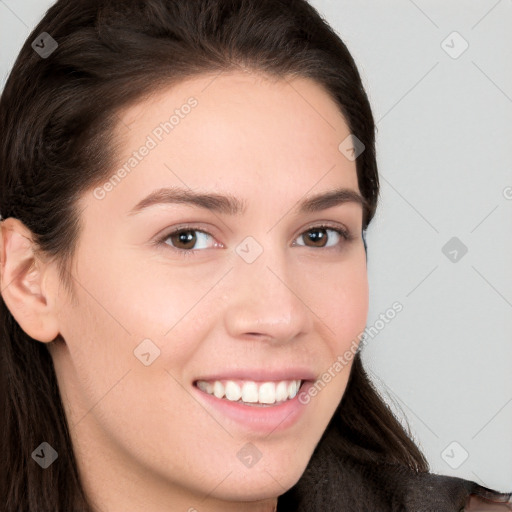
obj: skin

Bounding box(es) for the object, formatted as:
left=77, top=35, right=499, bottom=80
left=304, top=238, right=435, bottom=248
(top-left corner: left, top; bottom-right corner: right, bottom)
left=0, top=71, right=369, bottom=512
left=466, top=497, right=512, bottom=511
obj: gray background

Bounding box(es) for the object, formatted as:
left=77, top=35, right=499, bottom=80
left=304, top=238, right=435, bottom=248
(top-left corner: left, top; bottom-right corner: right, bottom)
left=1, top=0, right=511, bottom=491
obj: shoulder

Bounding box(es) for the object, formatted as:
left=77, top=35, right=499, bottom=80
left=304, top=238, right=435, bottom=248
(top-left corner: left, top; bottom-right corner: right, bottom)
left=465, top=495, right=512, bottom=511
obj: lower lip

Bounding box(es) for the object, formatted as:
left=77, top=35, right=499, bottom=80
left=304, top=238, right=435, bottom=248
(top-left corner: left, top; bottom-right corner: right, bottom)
left=192, top=381, right=313, bottom=434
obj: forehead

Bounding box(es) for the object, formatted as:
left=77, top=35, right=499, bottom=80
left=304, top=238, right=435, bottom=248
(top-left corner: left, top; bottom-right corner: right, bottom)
left=120, top=70, right=347, bottom=131
left=87, top=71, right=361, bottom=219
left=118, top=72, right=355, bottom=176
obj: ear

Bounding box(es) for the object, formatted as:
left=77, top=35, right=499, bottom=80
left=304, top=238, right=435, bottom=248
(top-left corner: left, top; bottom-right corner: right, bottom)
left=0, top=217, right=60, bottom=343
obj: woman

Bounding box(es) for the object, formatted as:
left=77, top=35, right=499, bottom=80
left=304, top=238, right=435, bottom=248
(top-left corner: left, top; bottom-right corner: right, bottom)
left=0, top=0, right=510, bottom=510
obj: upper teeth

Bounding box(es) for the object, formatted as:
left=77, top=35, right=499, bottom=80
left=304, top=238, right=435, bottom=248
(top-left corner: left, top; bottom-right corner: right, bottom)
left=196, top=379, right=302, bottom=404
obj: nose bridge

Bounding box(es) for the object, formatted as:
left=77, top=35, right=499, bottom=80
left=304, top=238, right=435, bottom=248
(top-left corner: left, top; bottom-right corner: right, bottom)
left=223, top=233, right=312, bottom=342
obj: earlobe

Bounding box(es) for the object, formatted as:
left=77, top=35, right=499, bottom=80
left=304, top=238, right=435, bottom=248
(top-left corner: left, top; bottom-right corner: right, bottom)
left=0, top=218, right=60, bottom=343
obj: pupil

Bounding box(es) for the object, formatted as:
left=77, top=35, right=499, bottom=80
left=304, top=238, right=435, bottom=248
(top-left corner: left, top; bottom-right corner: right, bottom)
left=177, top=230, right=195, bottom=248
left=308, top=229, right=326, bottom=247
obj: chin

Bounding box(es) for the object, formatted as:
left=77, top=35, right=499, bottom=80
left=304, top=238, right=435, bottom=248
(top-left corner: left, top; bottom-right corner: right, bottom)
left=212, top=475, right=295, bottom=503
left=215, top=455, right=309, bottom=501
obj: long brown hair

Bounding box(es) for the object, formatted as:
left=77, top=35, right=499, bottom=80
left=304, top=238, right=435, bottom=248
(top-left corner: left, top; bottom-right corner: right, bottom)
left=0, top=1, right=509, bottom=511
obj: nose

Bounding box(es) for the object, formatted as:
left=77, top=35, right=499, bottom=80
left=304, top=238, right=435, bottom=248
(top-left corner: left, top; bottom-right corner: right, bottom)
left=222, top=242, right=314, bottom=345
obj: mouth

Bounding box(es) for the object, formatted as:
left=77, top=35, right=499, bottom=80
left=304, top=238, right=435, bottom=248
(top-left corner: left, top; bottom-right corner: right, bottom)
left=191, top=370, right=316, bottom=433
left=193, top=378, right=305, bottom=407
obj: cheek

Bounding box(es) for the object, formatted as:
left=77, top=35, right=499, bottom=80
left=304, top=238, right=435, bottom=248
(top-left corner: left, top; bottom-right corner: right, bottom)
left=311, top=258, right=369, bottom=353
left=54, top=249, right=209, bottom=419
left=292, top=257, right=368, bottom=407
left=74, top=247, right=214, bottom=354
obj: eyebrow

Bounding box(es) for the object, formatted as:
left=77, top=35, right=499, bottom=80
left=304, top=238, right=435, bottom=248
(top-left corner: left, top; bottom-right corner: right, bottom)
left=127, top=186, right=369, bottom=217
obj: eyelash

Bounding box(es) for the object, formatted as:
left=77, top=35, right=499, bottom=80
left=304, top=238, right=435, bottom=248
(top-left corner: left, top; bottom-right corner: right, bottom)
left=154, top=223, right=355, bottom=258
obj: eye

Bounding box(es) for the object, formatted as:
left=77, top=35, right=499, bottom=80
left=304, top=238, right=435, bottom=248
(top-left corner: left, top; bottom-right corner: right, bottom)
left=155, top=223, right=354, bottom=258
left=293, top=224, right=351, bottom=249
left=157, top=227, right=219, bottom=256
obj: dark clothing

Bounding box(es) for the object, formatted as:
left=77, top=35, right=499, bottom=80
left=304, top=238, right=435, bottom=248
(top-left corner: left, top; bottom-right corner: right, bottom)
left=277, top=427, right=511, bottom=512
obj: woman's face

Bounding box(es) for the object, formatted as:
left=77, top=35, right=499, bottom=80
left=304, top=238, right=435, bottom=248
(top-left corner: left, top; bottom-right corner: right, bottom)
left=46, top=71, right=369, bottom=510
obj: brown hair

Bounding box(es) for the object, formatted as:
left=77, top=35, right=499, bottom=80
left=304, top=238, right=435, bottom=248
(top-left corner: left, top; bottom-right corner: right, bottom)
left=0, top=1, right=509, bottom=510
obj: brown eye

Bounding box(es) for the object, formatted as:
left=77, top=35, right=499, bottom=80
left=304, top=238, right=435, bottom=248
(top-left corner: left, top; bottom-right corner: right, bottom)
left=296, top=226, right=348, bottom=249
left=303, top=228, right=329, bottom=248
left=168, top=230, right=197, bottom=250
left=162, top=228, right=216, bottom=252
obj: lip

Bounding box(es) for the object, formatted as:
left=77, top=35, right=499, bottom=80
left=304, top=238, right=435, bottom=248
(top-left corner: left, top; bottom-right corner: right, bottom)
left=192, top=379, right=315, bottom=434
left=193, top=367, right=317, bottom=383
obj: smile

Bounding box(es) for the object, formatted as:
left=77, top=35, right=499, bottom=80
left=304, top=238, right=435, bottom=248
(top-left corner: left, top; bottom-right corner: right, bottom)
left=195, top=379, right=302, bottom=406
left=191, top=370, right=315, bottom=433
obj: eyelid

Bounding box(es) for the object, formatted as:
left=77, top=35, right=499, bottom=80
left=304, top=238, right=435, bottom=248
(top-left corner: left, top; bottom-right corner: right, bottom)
left=154, top=222, right=219, bottom=240
left=295, top=220, right=351, bottom=238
